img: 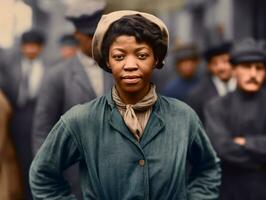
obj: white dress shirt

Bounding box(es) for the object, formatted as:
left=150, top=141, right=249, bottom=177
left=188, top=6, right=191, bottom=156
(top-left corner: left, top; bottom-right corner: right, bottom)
left=18, top=58, right=44, bottom=105
left=212, top=76, right=236, bottom=97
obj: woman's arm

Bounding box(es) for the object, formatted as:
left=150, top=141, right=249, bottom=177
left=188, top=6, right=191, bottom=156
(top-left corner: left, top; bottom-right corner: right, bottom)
left=187, top=114, right=221, bottom=200
left=29, top=118, right=81, bottom=200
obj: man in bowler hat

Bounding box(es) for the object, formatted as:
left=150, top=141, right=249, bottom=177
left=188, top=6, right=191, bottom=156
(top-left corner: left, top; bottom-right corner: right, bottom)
left=31, top=2, right=113, bottom=199
left=186, top=41, right=236, bottom=123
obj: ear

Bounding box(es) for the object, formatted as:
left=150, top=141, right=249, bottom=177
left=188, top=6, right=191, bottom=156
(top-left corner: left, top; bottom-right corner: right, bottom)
left=154, top=60, right=158, bottom=68
left=106, top=61, right=111, bottom=70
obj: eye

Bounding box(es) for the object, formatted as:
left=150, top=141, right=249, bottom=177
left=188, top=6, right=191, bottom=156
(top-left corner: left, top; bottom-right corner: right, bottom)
left=137, top=53, right=149, bottom=60
left=112, top=54, right=125, bottom=61
left=256, top=64, right=265, bottom=71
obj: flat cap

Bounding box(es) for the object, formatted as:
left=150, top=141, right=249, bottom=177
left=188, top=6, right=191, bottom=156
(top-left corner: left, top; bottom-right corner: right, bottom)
left=92, top=10, right=169, bottom=72
left=21, top=29, right=46, bottom=45
left=230, top=38, right=266, bottom=65
left=65, top=1, right=105, bottom=35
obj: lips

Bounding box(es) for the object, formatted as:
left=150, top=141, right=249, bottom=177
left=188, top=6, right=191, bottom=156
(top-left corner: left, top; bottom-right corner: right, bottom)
left=122, top=75, right=141, bottom=84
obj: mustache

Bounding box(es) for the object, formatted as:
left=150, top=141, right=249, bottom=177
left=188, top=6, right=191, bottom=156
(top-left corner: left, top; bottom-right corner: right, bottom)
left=246, top=78, right=260, bottom=85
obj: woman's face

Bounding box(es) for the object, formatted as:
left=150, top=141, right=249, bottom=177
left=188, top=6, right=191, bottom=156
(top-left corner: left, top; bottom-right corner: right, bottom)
left=108, top=35, right=156, bottom=103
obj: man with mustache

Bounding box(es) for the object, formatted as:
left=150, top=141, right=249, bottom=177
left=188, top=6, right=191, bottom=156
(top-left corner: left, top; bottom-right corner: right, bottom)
left=205, top=38, right=266, bottom=200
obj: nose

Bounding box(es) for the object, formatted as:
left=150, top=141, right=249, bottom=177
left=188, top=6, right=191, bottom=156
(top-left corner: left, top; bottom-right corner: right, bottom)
left=217, top=60, right=229, bottom=71
left=123, top=56, right=138, bottom=71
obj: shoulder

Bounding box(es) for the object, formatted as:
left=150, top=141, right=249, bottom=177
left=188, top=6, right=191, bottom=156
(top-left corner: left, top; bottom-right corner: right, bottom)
left=205, top=92, right=232, bottom=114
left=163, top=78, right=179, bottom=93
left=190, top=77, right=212, bottom=95
left=158, top=95, right=198, bottom=119
left=43, top=57, right=79, bottom=83
left=47, top=57, right=76, bottom=74
left=159, top=95, right=205, bottom=141
left=61, top=95, right=109, bottom=127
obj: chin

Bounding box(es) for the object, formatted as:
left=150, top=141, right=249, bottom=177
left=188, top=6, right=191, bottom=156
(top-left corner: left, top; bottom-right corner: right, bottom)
left=219, top=76, right=231, bottom=82
left=123, top=86, right=143, bottom=94
left=242, top=86, right=261, bottom=93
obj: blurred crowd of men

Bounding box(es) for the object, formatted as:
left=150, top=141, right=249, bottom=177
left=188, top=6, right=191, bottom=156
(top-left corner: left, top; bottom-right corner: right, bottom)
left=0, top=1, right=266, bottom=200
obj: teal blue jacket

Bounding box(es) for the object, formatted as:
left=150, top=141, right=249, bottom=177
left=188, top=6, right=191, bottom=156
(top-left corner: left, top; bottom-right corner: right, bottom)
left=30, top=92, right=221, bottom=200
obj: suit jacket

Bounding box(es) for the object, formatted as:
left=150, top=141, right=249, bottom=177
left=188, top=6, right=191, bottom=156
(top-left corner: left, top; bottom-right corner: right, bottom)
left=186, top=74, right=218, bottom=124
left=32, top=55, right=113, bottom=153
left=0, top=52, right=48, bottom=200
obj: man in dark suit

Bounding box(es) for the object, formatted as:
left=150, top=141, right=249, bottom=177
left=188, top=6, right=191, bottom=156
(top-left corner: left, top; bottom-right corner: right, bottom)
left=0, top=29, right=46, bottom=200
left=205, top=38, right=266, bottom=200
left=186, top=41, right=236, bottom=123
left=31, top=2, right=113, bottom=199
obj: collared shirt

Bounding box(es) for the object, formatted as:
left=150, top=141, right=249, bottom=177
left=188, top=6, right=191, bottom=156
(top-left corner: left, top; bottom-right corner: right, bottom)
left=212, top=76, right=236, bottom=97
left=77, top=51, right=104, bottom=97
left=20, top=58, right=44, bottom=99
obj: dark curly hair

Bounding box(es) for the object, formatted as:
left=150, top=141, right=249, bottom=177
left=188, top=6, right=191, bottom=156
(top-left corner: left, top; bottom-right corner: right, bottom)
left=101, top=14, right=167, bottom=70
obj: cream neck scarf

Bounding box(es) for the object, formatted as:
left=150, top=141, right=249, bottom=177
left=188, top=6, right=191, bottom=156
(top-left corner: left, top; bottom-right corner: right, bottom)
left=112, top=84, right=158, bottom=142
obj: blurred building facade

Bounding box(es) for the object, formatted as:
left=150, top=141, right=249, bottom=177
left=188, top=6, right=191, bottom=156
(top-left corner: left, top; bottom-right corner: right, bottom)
left=1, top=0, right=266, bottom=87
left=175, top=0, right=266, bottom=49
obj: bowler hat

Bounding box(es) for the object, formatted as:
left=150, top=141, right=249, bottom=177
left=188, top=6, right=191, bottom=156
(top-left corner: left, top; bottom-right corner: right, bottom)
left=204, top=41, right=231, bottom=61
left=65, top=1, right=105, bottom=35
left=21, top=30, right=46, bottom=45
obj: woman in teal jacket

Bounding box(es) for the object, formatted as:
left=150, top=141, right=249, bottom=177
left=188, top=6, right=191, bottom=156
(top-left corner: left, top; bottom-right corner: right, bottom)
left=30, top=10, right=221, bottom=200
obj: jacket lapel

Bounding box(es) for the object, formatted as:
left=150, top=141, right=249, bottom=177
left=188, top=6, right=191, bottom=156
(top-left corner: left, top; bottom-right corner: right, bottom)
left=107, top=93, right=141, bottom=148
left=140, top=98, right=165, bottom=148
left=71, top=56, right=97, bottom=98
left=11, top=56, right=23, bottom=101
left=208, top=76, right=219, bottom=97
left=109, top=108, right=141, bottom=146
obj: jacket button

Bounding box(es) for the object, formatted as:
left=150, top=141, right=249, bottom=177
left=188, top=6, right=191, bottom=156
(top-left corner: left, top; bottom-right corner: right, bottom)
left=138, top=159, right=145, bottom=166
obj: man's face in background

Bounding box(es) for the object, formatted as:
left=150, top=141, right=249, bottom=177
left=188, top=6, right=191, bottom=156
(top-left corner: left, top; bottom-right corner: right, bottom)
left=234, top=62, right=266, bottom=93
left=21, top=43, right=43, bottom=60
left=208, top=53, right=233, bottom=82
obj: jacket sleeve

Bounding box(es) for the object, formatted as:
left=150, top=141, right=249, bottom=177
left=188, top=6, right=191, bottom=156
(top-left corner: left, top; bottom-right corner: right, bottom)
left=29, top=117, right=82, bottom=200
left=187, top=112, right=221, bottom=200
left=32, top=68, right=63, bottom=155
left=245, top=135, right=266, bottom=162
left=204, top=100, right=265, bottom=166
